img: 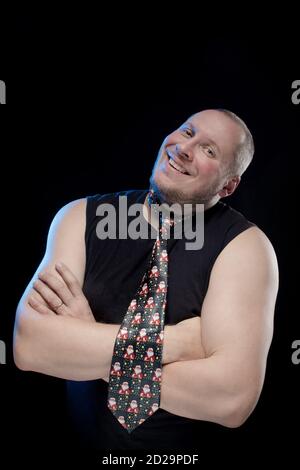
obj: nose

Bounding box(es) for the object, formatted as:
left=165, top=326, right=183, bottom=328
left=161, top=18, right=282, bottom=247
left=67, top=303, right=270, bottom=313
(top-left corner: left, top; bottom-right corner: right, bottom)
left=175, top=143, right=193, bottom=161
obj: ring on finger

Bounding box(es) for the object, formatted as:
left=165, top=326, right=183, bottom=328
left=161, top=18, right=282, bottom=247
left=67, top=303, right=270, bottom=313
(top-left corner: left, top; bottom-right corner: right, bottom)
left=54, top=299, right=64, bottom=311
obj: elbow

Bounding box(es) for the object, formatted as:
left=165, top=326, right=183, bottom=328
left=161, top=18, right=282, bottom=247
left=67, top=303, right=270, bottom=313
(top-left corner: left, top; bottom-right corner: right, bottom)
left=13, top=327, right=33, bottom=372
left=14, top=340, right=30, bottom=371
left=13, top=307, right=36, bottom=372
left=221, top=408, right=249, bottom=429
left=220, top=391, right=259, bottom=429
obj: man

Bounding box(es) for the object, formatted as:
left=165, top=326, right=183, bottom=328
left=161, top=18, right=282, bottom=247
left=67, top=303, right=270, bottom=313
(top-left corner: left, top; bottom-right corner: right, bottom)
left=13, top=109, right=278, bottom=452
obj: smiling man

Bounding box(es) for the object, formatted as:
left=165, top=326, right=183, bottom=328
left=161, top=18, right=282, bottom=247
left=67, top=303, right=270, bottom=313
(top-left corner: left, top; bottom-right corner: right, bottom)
left=14, top=109, right=278, bottom=453
left=150, top=109, right=247, bottom=207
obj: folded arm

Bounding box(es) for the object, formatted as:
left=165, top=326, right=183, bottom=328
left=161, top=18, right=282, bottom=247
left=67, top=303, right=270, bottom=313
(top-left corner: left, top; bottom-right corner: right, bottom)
left=15, top=296, right=202, bottom=380
left=13, top=200, right=204, bottom=380
left=13, top=199, right=117, bottom=380
left=159, top=227, right=279, bottom=427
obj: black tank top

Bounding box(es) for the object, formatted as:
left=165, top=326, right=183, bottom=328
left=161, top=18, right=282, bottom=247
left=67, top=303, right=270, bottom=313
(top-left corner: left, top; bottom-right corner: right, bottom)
left=66, top=189, right=255, bottom=451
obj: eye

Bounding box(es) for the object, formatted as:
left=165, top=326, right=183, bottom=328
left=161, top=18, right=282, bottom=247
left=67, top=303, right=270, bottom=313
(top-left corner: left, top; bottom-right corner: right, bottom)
left=181, top=127, right=193, bottom=137
left=203, top=146, right=215, bottom=158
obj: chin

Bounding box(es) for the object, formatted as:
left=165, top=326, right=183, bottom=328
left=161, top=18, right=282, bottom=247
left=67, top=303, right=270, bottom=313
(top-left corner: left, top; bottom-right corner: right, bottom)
left=149, top=172, right=176, bottom=204
left=150, top=174, right=192, bottom=206
left=150, top=172, right=219, bottom=206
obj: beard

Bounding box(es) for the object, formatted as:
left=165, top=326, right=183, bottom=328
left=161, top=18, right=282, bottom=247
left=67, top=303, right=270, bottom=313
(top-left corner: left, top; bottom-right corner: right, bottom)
left=149, top=173, right=222, bottom=208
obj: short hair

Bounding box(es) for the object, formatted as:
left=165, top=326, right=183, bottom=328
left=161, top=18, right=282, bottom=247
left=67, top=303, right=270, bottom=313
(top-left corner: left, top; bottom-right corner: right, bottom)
left=217, top=109, right=255, bottom=177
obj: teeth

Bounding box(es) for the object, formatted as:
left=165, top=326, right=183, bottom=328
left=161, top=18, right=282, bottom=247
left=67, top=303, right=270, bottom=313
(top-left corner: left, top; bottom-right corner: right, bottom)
left=169, top=158, right=187, bottom=174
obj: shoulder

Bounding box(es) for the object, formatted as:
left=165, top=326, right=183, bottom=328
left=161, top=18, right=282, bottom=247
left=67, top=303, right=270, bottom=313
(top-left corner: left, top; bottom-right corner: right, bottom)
left=206, top=202, right=256, bottom=253
left=223, top=226, right=277, bottom=262
left=214, top=226, right=279, bottom=290
left=48, top=198, right=87, bottom=234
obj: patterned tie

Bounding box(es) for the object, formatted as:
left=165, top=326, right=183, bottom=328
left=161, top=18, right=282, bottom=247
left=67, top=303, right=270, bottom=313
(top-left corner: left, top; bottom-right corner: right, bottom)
left=107, top=189, right=171, bottom=433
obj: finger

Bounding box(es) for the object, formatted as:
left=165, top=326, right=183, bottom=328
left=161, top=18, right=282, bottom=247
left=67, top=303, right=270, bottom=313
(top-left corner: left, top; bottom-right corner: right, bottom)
left=33, top=279, right=67, bottom=311
left=28, top=287, right=50, bottom=307
left=37, top=271, right=73, bottom=305
left=55, top=262, right=83, bottom=297
left=28, top=295, right=55, bottom=315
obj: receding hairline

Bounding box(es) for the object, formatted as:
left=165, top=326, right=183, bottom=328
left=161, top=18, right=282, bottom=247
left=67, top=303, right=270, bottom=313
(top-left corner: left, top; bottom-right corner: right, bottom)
left=189, top=109, right=248, bottom=133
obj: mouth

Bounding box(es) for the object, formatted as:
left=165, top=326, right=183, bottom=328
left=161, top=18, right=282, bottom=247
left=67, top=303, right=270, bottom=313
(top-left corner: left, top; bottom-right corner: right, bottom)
left=166, top=150, right=190, bottom=175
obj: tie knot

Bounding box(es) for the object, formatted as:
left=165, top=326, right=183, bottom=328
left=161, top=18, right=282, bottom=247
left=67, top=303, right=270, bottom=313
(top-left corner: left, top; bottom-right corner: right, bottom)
left=148, top=190, right=184, bottom=229
left=147, top=189, right=160, bottom=207
left=148, top=190, right=175, bottom=238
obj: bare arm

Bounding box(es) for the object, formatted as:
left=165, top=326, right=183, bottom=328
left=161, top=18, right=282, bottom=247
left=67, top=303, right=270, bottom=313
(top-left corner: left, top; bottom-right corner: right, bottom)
left=13, top=199, right=119, bottom=380
left=159, top=227, right=279, bottom=428
left=14, top=200, right=204, bottom=380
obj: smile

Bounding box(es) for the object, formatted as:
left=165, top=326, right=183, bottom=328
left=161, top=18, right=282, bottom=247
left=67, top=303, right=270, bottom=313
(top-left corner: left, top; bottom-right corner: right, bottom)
left=167, top=152, right=189, bottom=175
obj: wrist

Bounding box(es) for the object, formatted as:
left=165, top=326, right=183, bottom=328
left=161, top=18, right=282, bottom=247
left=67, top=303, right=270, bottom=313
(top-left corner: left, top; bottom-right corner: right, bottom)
left=162, top=324, right=181, bottom=364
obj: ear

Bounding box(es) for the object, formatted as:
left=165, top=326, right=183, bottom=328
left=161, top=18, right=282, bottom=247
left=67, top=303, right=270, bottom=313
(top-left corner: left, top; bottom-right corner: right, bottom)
left=218, top=176, right=241, bottom=198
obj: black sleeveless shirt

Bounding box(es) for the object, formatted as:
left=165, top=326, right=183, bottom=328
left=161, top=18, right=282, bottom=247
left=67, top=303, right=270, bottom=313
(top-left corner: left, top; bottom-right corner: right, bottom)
left=66, top=189, right=255, bottom=451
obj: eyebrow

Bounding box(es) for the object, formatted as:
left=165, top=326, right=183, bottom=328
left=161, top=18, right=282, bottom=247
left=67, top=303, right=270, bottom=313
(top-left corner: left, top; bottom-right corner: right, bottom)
left=185, top=121, right=222, bottom=155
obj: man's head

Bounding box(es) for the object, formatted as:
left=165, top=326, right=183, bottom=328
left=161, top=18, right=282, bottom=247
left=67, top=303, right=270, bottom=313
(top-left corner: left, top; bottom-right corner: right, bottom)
left=150, top=109, right=254, bottom=207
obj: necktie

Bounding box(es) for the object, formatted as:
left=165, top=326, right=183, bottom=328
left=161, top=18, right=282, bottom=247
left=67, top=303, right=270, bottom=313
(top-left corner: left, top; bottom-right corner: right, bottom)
left=107, top=189, right=170, bottom=433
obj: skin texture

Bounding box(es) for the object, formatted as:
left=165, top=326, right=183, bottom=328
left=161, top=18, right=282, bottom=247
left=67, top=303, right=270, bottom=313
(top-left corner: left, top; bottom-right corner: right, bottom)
left=13, top=110, right=278, bottom=428
left=150, top=110, right=242, bottom=207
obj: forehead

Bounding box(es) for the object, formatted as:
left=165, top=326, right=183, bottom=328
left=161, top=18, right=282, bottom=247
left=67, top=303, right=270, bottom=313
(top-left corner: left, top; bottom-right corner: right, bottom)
left=187, top=110, right=238, bottom=134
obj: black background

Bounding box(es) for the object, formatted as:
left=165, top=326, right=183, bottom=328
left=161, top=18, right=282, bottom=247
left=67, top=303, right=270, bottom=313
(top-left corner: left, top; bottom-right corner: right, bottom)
left=0, top=12, right=299, bottom=465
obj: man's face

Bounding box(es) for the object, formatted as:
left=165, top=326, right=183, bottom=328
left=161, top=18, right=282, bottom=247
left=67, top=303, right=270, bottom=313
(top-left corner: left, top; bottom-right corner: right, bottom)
left=150, top=110, right=243, bottom=205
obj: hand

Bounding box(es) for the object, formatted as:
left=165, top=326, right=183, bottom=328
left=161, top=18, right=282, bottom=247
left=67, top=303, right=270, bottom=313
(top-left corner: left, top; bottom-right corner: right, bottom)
left=163, top=316, right=205, bottom=364
left=29, top=262, right=95, bottom=323
left=175, top=316, right=205, bottom=361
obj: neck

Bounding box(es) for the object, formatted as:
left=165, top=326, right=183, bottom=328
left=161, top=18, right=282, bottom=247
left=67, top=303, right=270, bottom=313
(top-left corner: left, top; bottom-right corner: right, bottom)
left=145, top=189, right=220, bottom=219
left=143, top=194, right=159, bottom=230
